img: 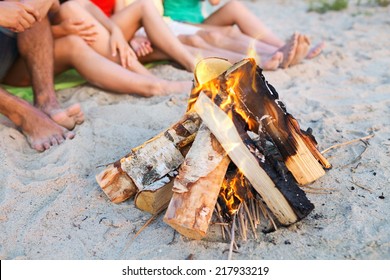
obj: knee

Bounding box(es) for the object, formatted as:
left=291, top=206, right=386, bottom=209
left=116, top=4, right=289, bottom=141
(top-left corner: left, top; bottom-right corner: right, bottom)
left=185, top=35, right=206, bottom=47
left=139, top=0, right=154, bottom=11
left=200, top=30, right=224, bottom=44
left=58, top=1, right=83, bottom=17
left=225, top=0, right=243, bottom=10
left=220, top=25, right=240, bottom=37
left=59, top=35, right=87, bottom=57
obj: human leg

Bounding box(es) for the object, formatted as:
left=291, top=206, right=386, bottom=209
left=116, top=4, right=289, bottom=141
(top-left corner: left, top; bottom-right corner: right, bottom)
left=0, top=87, right=74, bottom=152
left=54, top=0, right=152, bottom=76
left=202, top=0, right=285, bottom=48
left=178, top=34, right=243, bottom=62
left=53, top=35, right=191, bottom=96
left=111, top=0, right=195, bottom=71
left=4, top=16, right=84, bottom=130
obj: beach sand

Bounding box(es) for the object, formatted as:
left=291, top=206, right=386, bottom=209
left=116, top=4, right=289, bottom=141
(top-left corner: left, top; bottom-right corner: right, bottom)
left=0, top=0, right=389, bottom=260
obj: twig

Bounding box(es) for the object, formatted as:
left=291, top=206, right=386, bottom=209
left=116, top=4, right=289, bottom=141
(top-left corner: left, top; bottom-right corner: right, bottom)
left=228, top=214, right=236, bottom=260
left=349, top=177, right=373, bottom=193
left=121, top=206, right=165, bottom=256
left=243, top=201, right=258, bottom=239
left=321, top=134, right=374, bottom=154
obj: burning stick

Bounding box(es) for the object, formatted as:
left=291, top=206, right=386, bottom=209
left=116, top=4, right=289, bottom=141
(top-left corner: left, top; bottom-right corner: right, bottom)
left=192, top=58, right=331, bottom=185
left=194, top=92, right=313, bottom=225
left=96, top=111, right=201, bottom=203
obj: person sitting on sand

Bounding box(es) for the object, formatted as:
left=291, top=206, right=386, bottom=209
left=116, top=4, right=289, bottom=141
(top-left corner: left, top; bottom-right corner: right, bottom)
left=0, top=0, right=82, bottom=152
left=118, top=0, right=315, bottom=70
left=116, top=0, right=272, bottom=69
left=56, top=0, right=196, bottom=73
left=162, top=0, right=325, bottom=69
left=3, top=0, right=192, bottom=100
left=66, top=0, right=246, bottom=70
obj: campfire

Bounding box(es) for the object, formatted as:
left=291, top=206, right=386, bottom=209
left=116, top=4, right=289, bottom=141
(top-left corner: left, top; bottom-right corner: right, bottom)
left=96, top=58, right=331, bottom=242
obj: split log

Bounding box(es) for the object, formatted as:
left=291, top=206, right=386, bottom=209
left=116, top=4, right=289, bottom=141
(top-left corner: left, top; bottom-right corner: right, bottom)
left=193, top=58, right=331, bottom=185
left=164, top=124, right=231, bottom=240
left=194, top=92, right=314, bottom=225
left=134, top=172, right=175, bottom=214
left=96, top=111, right=201, bottom=203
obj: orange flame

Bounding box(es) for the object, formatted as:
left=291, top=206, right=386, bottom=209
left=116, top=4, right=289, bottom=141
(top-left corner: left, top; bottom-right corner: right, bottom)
left=192, top=58, right=259, bottom=215
left=220, top=170, right=246, bottom=216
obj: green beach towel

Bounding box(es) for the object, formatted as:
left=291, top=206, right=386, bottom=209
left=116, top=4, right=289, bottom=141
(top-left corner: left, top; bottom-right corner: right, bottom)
left=1, top=61, right=171, bottom=102
left=2, top=69, right=86, bottom=103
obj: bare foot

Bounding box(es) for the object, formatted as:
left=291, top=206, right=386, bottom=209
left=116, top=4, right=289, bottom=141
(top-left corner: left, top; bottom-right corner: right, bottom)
left=290, top=34, right=311, bottom=66
left=279, top=33, right=299, bottom=69
left=22, top=106, right=75, bottom=152
left=260, top=51, right=283, bottom=71
left=47, top=103, right=85, bottom=130
left=130, top=36, right=153, bottom=57
left=306, top=41, right=325, bottom=59
left=165, top=80, right=192, bottom=95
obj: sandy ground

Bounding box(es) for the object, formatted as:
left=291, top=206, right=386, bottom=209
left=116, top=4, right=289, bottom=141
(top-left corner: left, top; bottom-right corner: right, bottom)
left=1, top=0, right=389, bottom=260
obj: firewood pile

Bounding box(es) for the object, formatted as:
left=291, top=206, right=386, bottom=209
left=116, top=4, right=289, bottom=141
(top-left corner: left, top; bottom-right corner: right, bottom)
left=96, top=58, right=331, bottom=242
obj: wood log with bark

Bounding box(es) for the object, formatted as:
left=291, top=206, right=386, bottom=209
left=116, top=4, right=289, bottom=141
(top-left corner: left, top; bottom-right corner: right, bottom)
left=95, top=57, right=330, bottom=241
left=163, top=124, right=231, bottom=239
left=96, top=111, right=201, bottom=203
left=191, top=58, right=331, bottom=185
left=194, top=92, right=314, bottom=225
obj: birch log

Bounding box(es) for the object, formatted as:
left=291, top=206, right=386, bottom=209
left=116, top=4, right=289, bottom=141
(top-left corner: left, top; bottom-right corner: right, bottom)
left=96, top=111, right=201, bottom=203
left=163, top=124, right=230, bottom=240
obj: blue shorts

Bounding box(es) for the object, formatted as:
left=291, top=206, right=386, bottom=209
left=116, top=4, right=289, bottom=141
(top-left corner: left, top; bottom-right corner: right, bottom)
left=0, top=27, right=18, bottom=81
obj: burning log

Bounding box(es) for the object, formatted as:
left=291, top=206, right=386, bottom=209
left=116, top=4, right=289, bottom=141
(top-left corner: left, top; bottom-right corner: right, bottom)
left=194, top=92, right=314, bottom=225
left=192, top=58, right=331, bottom=185
left=163, top=124, right=231, bottom=240
left=95, top=57, right=330, bottom=242
left=96, top=111, right=201, bottom=203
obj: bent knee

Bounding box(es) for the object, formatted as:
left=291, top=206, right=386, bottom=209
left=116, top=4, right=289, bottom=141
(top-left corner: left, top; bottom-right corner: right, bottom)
left=224, top=0, right=243, bottom=10
left=59, top=1, right=83, bottom=15
left=198, top=30, right=224, bottom=44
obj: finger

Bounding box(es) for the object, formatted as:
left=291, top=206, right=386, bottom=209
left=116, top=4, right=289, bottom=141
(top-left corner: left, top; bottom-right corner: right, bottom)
left=121, top=47, right=128, bottom=68
left=78, top=22, right=95, bottom=32
left=18, top=17, right=32, bottom=31
left=79, top=30, right=98, bottom=38
left=110, top=41, right=117, bottom=57
left=21, top=3, right=41, bottom=22
left=82, top=36, right=95, bottom=44
left=140, top=47, right=147, bottom=57
left=11, top=24, right=25, bottom=33
left=21, top=9, right=37, bottom=27
left=127, top=50, right=134, bottom=67
left=70, top=18, right=84, bottom=25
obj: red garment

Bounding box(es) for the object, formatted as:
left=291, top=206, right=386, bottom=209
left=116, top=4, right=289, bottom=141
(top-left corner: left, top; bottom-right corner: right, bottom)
left=91, top=0, right=115, bottom=17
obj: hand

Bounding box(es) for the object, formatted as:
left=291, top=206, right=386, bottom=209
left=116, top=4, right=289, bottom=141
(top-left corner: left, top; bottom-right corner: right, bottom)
left=110, top=26, right=137, bottom=68
left=59, top=18, right=98, bottom=45
left=21, top=0, right=60, bottom=15
left=0, top=2, right=40, bottom=32
left=130, top=36, right=153, bottom=57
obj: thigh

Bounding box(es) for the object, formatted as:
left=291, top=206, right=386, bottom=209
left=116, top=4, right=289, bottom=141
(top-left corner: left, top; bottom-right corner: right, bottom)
left=0, top=28, right=18, bottom=82
left=55, top=1, right=113, bottom=59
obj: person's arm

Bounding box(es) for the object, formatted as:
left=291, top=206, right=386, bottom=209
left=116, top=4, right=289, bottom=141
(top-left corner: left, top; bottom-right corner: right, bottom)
left=73, top=0, right=136, bottom=68
left=51, top=17, right=97, bottom=44
left=22, top=0, right=61, bottom=17
left=0, top=1, right=40, bottom=32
